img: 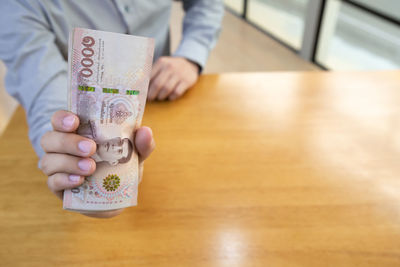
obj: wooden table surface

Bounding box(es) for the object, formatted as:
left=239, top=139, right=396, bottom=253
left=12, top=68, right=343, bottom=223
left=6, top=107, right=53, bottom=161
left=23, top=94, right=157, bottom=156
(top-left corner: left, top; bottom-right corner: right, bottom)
left=1, top=71, right=400, bottom=266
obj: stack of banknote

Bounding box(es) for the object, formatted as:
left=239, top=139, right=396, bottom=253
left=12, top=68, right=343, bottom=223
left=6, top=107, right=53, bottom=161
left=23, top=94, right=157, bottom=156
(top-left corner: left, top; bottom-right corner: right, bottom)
left=63, top=28, right=154, bottom=212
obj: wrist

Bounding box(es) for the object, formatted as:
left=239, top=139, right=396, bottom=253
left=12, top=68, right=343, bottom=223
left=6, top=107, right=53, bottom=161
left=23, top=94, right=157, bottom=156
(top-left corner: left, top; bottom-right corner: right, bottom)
left=182, top=57, right=201, bottom=74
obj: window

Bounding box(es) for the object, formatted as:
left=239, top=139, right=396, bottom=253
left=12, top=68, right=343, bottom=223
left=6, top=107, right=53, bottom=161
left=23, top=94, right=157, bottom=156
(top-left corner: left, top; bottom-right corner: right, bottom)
left=350, top=0, right=400, bottom=21
left=247, top=0, right=310, bottom=50
left=316, top=0, right=400, bottom=70
left=223, top=0, right=400, bottom=70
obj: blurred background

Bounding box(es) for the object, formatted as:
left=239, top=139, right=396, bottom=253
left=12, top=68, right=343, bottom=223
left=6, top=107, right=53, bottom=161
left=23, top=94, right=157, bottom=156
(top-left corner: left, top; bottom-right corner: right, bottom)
left=1, top=0, right=399, bottom=134
left=222, top=0, right=400, bottom=70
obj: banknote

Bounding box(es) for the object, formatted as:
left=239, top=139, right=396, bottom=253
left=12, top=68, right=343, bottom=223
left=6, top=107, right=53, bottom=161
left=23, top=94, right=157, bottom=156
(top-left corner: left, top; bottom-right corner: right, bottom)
left=63, top=28, right=154, bottom=212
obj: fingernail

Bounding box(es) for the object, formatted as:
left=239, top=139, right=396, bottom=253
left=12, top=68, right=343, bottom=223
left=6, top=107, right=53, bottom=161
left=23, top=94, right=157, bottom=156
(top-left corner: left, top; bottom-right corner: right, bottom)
left=78, top=159, right=92, bottom=171
left=69, top=175, right=81, bottom=182
left=78, top=140, right=93, bottom=154
left=63, top=115, right=75, bottom=128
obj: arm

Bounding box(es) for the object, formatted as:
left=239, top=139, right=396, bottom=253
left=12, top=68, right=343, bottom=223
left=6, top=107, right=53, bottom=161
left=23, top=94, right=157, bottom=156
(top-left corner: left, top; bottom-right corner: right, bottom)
left=0, top=1, right=67, bottom=159
left=175, top=0, right=224, bottom=70
left=147, top=0, right=224, bottom=101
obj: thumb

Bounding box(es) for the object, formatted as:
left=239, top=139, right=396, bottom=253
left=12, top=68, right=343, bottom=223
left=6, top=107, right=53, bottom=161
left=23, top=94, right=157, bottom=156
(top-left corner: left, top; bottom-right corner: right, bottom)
left=135, top=126, right=155, bottom=163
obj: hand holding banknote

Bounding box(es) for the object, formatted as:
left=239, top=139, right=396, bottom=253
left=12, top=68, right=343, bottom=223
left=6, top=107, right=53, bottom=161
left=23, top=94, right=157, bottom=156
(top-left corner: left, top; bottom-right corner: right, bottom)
left=64, top=28, right=154, bottom=212
left=40, top=110, right=155, bottom=218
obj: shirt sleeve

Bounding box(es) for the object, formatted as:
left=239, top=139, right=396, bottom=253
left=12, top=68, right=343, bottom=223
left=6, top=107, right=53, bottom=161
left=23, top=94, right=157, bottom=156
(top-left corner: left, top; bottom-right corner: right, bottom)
left=173, top=0, right=224, bottom=71
left=0, top=1, right=68, bottom=159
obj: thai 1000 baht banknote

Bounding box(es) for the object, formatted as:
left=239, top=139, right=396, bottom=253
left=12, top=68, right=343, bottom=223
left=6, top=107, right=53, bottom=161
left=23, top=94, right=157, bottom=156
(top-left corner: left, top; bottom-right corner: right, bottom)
left=63, top=28, right=154, bottom=212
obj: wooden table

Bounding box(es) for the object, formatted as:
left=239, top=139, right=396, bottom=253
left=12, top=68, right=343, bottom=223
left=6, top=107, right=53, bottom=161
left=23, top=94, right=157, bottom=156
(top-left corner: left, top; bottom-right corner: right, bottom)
left=1, top=71, right=400, bottom=266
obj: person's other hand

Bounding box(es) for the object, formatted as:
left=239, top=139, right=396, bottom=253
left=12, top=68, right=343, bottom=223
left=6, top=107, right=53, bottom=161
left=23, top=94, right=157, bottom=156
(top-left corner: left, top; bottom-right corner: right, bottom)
left=39, top=110, right=155, bottom=218
left=148, top=56, right=199, bottom=101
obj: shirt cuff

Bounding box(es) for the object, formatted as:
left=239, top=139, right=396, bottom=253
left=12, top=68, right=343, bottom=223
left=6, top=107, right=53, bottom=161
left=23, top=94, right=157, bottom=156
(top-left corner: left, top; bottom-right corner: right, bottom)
left=173, top=38, right=209, bottom=72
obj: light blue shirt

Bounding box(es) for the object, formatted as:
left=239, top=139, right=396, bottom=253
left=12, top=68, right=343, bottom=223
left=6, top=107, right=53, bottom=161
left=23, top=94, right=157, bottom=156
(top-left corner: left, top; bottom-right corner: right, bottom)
left=0, top=0, right=223, bottom=159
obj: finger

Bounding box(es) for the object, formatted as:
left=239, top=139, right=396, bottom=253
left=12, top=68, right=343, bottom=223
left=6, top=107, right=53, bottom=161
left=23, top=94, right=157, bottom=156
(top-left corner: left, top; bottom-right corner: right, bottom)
left=40, top=153, right=96, bottom=177
left=150, top=58, right=164, bottom=80
left=41, top=131, right=96, bottom=157
left=157, top=75, right=180, bottom=101
left=47, top=173, right=84, bottom=200
left=148, top=70, right=171, bottom=101
left=51, top=110, right=80, bottom=132
left=168, top=82, right=189, bottom=101
left=135, top=126, right=155, bottom=163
